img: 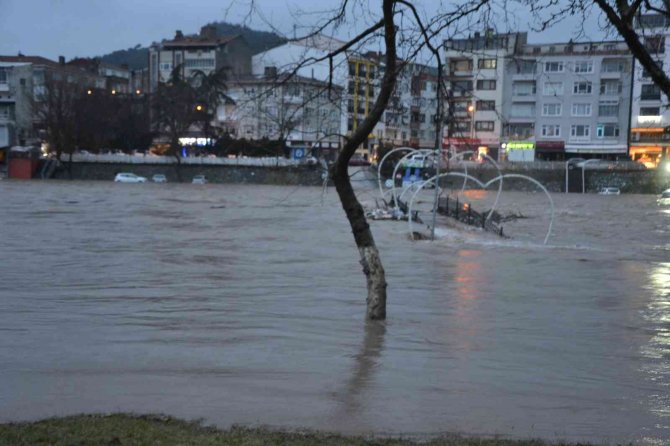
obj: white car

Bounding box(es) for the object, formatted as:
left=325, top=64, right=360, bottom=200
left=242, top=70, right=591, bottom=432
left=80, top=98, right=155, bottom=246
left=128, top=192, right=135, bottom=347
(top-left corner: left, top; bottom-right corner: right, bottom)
left=192, top=175, right=207, bottom=184
left=152, top=174, right=167, bottom=183
left=661, top=188, right=670, bottom=198
left=598, top=187, right=620, bottom=195
left=114, top=173, right=147, bottom=183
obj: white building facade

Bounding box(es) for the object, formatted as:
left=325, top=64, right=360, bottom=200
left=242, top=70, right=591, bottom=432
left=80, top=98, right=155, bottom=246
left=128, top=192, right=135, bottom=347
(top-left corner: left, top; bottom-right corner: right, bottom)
left=502, top=41, right=633, bottom=161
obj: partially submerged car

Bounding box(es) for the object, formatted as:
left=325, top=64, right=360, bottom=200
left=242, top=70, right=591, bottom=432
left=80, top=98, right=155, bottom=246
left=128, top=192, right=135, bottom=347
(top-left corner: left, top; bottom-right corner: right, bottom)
left=114, top=173, right=147, bottom=183
left=192, top=175, right=207, bottom=184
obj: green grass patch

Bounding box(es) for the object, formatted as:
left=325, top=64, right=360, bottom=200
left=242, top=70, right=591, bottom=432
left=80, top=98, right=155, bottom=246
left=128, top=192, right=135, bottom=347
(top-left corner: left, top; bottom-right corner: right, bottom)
left=0, top=413, right=573, bottom=446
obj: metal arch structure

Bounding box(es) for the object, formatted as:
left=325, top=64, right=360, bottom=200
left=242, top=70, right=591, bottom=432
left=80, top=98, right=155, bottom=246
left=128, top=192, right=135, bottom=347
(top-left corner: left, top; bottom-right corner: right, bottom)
left=390, top=149, right=439, bottom=211
left=376, top=147, right=417, bottom=198
left=447, top=150, right=504, bottom=224
left=407, top=172, right=487, bottom=239
left=408, top=172, right=555, bottom=245
left=484, top=174, right=555, bottom=245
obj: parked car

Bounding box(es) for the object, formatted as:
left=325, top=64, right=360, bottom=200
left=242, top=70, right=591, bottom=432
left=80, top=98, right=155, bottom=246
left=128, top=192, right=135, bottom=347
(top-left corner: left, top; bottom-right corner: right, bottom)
left=152, top=174, right=167, bottom=183
left=660, top=188, right=670, bottom=198
left=114, top=173, right=147, bottom=183
left=598, top=187, right=620, bottom=195
left=192, top=175, right=207, bottom=184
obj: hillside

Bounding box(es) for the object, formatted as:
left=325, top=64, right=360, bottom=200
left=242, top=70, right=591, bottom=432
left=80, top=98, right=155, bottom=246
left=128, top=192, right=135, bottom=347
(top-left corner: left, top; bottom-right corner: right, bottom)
left=100, top=21, right=286, bottom=70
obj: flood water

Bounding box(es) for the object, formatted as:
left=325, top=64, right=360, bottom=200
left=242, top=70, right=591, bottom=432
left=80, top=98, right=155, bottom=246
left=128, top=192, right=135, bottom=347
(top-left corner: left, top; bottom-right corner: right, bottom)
left=1, top=178, right=669, bottom=445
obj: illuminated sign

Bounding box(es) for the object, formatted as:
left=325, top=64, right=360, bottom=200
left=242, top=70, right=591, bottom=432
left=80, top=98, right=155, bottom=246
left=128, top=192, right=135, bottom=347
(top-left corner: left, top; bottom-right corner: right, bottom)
left=505, top=142, right=535, bottom=151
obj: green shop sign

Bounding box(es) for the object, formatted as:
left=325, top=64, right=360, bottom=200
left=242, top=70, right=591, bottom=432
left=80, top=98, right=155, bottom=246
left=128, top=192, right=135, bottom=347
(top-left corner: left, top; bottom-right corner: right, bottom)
left=505, top=142, right=535, bottom=151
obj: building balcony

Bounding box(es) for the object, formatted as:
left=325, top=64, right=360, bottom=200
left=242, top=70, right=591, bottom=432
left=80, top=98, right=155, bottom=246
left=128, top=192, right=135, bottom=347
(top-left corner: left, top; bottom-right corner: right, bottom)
left=511, top=94, right=537, bottom=102
left=447, top=70, right=473, bottom=78
left=600, top=71, right=621, bottom=79
left=512, top=73, right=536, bottom=81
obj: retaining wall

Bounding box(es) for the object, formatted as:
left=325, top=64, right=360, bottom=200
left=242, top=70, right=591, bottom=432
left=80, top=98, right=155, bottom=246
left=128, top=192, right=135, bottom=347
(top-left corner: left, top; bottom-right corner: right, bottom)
left=52, top=162, right=325, bottom=186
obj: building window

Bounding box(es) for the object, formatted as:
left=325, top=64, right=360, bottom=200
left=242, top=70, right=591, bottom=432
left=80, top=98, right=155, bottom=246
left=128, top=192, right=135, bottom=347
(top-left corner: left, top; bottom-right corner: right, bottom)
left=596, top=124, right=620, bottom=138
left=543, top=82, right=563, bottom=95
left=475, top=121, right=495, bottom=131
left=510, top=103, right=535, bottom=118
left=598, top=101, right=619, bottom=116
left=600, top=80, right=622, bottom=95
left=571, top=124, right=590, bottom=138
left=644, top=35, right=665, bottom=54
left=574, top=61, right=593, bottom=73
left=454, top=121, right=471, bottom=132
left=478, top=59, right=497, bottom=69
left=542, top=103, right=562, bottom=116
left=544, top=61, right=564, bottom=72
left=184, top=59, right=215, bottom=68
left=541, top=124, right=561, bottom=137
left=571, top=103, right=592, bottom=116
left=639, top=106, right=660, bottom=116
left=476, top=100, right=496, bottom=111
left=512, top=81, right=536, bottom=96
left=476, top=79, right=496, bottom=90
left=160, top=63, right=172, bottom=71
left=601, top=59, right=625, bottom=73
left=452, top=80, right=473, bottom=94
left=573, top=81, right=593, bottom=94
left=640, top=84, right=661, bottom=100
left=0, top=68, right=8, bottom=84
left=514, top=60, right=536, bottom=74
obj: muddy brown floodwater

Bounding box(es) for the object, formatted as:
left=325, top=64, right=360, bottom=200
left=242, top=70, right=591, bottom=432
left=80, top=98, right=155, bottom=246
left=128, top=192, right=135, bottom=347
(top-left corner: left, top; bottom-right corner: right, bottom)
left=1, top=179, right=669, bottom=445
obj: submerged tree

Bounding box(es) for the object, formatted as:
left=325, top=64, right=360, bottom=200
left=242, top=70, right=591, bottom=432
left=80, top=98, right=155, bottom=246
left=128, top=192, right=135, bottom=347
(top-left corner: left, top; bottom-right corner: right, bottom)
left=242, top=0, right=494, bottom=320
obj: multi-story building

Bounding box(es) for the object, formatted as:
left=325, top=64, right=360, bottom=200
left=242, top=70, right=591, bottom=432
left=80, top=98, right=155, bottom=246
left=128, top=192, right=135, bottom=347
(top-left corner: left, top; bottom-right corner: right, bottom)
left=444, top=30, right=527, bottom=160
left=0, top=55, right=102, bottom=154
left=253, top=37, right=441, bottom=159
left=220, top=69, right=343, bottom=160
left=381, top=62, right=440, bottom=150
left=66, top=58, right=132, bottom=94
left=629, top=14, right=670, bottom=168
left=502, top=40, right=633, bottom=161
left=148, top=25, right=252, bottom=92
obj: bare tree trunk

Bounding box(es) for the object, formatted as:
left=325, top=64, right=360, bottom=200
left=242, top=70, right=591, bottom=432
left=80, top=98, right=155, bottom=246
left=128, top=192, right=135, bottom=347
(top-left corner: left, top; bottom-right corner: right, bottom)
left=331, top=0, right=397, bottom=320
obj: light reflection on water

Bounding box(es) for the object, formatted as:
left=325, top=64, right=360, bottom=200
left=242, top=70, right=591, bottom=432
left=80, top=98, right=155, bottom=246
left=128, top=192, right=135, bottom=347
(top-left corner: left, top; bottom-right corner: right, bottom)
left=0, top=180, right=669, bottom=444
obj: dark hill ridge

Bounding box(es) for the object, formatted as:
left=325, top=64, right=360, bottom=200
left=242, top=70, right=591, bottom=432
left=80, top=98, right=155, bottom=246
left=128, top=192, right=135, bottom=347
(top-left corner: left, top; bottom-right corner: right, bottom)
left=100, top=21, right=286, bottom=70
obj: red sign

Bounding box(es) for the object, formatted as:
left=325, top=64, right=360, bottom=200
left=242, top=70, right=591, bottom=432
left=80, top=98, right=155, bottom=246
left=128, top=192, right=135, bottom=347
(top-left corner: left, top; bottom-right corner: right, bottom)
left=443, top=137, right=482, bottom=149
left=535, top=141, right=565, bottom=152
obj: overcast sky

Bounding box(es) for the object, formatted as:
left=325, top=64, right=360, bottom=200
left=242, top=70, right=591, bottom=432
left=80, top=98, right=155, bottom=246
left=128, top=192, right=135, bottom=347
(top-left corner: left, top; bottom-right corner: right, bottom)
left=0, top=0, right=606, bottom=61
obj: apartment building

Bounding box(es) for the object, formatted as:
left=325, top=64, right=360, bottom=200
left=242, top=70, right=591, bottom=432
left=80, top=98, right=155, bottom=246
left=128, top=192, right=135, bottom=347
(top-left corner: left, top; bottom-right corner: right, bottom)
left=629, top=14, right=670, bottom=167
left=253, top=37, right=441, bottom=159
left=380, top=62, right=440, bottom=151
left=220, top=70, right=343, bottom=160
left=0, top=55, right=102, bottom=154
left=149, top=25, right=252, bottom=92
left=502, top=41, right=633, bottom=161
left=444, top=30, right=527, bottom=160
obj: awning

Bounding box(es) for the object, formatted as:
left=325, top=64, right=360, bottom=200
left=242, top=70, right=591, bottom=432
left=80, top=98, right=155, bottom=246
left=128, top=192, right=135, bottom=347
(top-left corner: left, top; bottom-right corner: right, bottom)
left=535, top=141, right=565, bottom=152
left=565, top=144, right=627, bottom=154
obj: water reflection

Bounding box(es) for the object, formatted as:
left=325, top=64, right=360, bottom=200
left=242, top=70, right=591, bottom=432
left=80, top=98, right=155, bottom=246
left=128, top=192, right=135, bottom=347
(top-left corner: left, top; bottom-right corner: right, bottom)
left=642, top=263, right=670, bottom=432
left=334, top=321, right=386, bottom=424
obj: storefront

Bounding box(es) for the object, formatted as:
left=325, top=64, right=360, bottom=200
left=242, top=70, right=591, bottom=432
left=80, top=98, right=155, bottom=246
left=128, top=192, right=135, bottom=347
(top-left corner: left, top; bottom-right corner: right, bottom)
left=564, top=143, right=628, bottom=160
left=629, top=128, right=669, bottom=168
left=535, top=141, right=565, bottom=161
left=503, top=141, right=534, bottom=162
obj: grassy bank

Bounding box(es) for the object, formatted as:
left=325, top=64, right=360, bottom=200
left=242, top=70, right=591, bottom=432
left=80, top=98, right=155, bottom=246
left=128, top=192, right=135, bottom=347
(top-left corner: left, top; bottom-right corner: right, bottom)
left=0, top=414, right=564, bottom=446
